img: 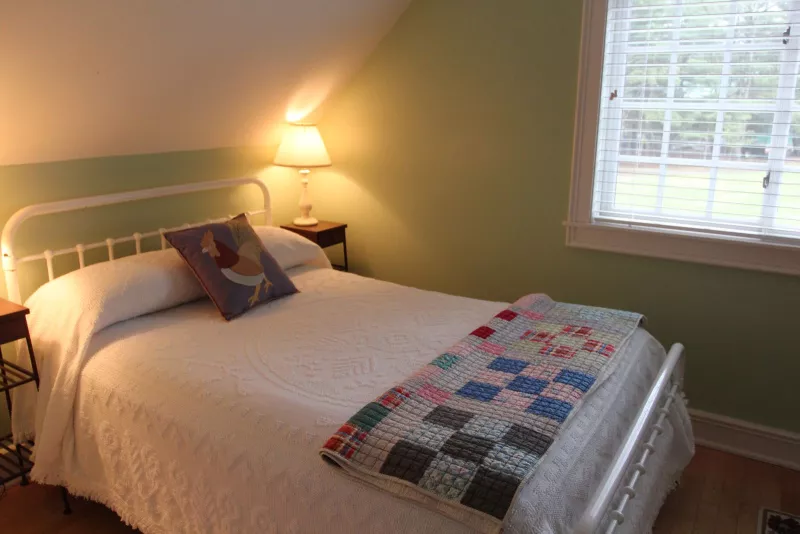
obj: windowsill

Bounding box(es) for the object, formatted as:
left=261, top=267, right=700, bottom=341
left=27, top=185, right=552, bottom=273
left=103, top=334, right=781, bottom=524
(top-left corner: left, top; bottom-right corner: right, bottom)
left=565, top=221, right=800, bottom=277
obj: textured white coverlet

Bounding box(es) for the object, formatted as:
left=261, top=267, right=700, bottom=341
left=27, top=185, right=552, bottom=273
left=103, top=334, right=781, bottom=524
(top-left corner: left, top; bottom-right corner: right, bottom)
left=20, top=266, right=692, bottom=533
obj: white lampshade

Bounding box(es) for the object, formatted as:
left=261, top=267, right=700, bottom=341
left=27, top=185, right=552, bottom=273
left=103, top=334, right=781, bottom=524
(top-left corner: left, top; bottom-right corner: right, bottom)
left=273, top=123, right=332, bottom=168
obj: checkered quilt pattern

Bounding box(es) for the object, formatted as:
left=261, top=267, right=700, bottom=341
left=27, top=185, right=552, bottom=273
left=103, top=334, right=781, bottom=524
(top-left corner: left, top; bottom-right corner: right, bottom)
left=320, top=294, right=643, bottom=531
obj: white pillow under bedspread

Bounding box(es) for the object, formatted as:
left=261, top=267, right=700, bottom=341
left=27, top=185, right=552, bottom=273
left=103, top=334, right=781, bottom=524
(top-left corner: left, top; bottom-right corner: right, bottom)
left=28, top=266, right=693, bottom=534
left=10, top=228, right=331, bottom=459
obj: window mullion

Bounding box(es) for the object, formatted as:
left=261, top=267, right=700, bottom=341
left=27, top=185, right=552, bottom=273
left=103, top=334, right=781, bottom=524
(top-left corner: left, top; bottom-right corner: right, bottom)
left=761, top=2, right=800, bottom=234
left=656, top=0, right=684, bottom=214
left=707, top=2, right=736, bottom=219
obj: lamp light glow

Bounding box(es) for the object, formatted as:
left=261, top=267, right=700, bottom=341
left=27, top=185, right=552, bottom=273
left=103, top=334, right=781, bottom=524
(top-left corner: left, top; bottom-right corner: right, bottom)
left=273, top=123, right=332, bottom=226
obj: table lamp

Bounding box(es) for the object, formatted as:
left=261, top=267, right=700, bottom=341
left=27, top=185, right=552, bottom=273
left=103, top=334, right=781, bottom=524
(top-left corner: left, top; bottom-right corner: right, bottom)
left=273, top=123, right=332, bottom=226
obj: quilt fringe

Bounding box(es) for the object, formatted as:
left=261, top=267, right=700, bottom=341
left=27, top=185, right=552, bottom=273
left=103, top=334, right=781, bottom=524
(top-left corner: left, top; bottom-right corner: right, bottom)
left=30, top=469, right=163, bottom=534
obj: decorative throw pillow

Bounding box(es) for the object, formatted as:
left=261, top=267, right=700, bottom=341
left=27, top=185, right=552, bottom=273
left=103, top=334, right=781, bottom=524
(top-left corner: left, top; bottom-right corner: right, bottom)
left=165, top=214, right=298, bottom=320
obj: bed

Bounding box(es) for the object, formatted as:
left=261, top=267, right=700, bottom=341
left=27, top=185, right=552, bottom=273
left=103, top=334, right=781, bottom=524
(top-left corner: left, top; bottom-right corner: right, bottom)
left=1, top=177, right=694, bottom=534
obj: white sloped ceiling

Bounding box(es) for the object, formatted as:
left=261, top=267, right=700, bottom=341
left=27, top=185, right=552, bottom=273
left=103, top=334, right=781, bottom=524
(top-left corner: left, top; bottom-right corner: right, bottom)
left=0, top=0, right=410, bottom=165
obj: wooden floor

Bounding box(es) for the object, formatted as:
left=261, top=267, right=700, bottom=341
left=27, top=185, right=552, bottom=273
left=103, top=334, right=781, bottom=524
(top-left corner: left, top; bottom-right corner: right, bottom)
left=0, top=446, right=798, bottom=533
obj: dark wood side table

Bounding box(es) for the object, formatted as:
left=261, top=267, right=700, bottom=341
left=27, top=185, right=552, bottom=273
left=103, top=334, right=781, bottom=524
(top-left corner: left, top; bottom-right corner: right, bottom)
left=0, top=299, right=38, bottom=487
left=0, top=298, right=71, bottom=514
left=280, top=221, right=349, bottom=272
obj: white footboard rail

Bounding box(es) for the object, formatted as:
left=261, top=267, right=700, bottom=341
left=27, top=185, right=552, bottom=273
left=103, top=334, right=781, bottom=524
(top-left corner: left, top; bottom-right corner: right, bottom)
left=574, top=342, right=686, bottom=534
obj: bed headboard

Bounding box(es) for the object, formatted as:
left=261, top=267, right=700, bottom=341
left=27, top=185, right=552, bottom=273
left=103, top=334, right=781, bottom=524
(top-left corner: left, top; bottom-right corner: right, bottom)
left=1, top=176, right=272, bottom=304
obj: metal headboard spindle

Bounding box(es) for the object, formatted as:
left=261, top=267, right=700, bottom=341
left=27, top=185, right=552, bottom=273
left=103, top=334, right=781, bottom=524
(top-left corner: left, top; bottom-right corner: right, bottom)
left=1, top=176, right=272, bottom=304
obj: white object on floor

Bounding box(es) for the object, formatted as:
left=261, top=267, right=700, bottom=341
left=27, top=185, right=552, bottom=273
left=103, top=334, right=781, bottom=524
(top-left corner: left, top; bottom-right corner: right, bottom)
left=14, top=266, right=692, bottom=534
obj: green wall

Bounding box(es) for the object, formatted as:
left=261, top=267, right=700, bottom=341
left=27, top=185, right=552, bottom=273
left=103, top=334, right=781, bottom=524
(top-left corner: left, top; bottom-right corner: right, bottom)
left=317, top=0, right=800, bottom=432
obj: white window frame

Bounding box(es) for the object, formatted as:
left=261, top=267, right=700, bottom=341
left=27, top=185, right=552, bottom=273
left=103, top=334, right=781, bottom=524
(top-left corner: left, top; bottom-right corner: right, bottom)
left=567, top=0, right=800, bottom=277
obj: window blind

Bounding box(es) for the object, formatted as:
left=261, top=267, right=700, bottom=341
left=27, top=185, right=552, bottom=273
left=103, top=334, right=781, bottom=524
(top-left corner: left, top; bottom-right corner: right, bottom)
left=594, top=0, right=800, bottom=241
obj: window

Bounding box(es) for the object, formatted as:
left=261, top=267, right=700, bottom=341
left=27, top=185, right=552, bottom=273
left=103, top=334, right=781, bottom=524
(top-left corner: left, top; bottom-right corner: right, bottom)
left=568, top=0, right=800, bottom=275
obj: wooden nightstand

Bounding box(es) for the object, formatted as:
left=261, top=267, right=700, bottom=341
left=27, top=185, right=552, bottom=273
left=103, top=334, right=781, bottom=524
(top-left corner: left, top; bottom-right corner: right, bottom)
left=281, top=221, right=349, bottom=272
left=0, top=299, right=38, bottom=487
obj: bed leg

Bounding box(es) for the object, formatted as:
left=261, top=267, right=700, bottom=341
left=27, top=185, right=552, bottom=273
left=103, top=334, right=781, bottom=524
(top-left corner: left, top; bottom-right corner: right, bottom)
left=60, top=486, right=72, bottom=515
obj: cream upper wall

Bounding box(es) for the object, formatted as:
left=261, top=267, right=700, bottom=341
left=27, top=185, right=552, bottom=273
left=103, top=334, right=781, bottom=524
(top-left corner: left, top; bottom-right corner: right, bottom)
left=0, top=0, right=410, bottom=165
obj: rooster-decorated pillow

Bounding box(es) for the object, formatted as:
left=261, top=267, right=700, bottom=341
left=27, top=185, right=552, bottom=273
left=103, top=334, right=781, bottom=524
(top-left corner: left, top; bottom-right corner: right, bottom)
left=165, top=214, right=298, bottom=320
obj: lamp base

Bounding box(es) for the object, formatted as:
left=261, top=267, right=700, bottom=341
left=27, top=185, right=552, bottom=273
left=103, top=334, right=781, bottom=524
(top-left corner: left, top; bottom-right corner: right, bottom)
left=293, top=216, right=319, bottom=227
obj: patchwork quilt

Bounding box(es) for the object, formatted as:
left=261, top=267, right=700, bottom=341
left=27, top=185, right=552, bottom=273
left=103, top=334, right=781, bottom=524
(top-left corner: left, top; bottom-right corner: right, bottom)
left=320, top=294, right=643, bottom=532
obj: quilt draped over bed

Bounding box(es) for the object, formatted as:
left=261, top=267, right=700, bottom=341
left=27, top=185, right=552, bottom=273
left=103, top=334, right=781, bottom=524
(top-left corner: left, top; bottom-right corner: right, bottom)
left=321, top=294, right=644, bottom=532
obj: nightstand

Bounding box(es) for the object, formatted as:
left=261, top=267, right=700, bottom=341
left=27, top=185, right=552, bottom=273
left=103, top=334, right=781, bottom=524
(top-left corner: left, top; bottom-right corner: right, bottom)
left=281, top=221, right=349, bottom=272
left=0, top=298, right=38, bottom=487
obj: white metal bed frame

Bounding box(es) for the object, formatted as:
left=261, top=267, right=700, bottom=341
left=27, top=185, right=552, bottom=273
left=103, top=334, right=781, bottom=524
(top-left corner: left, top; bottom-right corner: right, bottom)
left=1, top=176, right=271, bottom=304
left=0, top=177, right=687, bottom=534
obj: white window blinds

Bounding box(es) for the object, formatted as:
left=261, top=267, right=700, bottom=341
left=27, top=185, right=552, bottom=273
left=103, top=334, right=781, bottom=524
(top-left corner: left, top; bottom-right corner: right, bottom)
left=595, top=0, right=800, bottom=242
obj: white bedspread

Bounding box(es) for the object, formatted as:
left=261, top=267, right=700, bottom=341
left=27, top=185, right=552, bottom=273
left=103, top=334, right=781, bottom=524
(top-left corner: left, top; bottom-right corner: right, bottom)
left=21, top=266, right=693, bottom=533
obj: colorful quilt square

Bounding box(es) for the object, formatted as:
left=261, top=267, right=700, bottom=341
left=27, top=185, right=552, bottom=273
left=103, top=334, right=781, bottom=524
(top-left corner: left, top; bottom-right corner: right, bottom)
left=539, top=344, right=576, bottom=359
left=581, top=339, right=615, bottom=357
left=483, top=443, right=540, bottom=479
left=492, top=389, right=536, bottom=411
left=541, top=382, right=584, bottom=404
left=554, top=369, right=596, bottom=393
left=478, top=341, right=506, bottom=356
left=351, top=423, right=402, bottom=469
left=432, top=353, right=461, bottom=370
left=526, top=330, right=556, bottom=344
left=456, top=381, right=502, bottom=402
left=377, top=387, right=412, bottom=409
left=476, top=369, right=515, bottom=388
left=461, top=416, right=513, bottom=441
left=562, top=325, right=593, bottom=337
left=506, top=376, right=549, bottom=395
left=348, top=402, right=390, bottom=431
left=417, top=383, right=452, bottom=405
left=380, top=440, right=439, bottom=484
left=487, top=357, right=529, bottom=375
left=419, top=454, right=479, bottom=500
left=441, top=431, right=497, bottom=464
left=518, top=362, right=563, bottom=381
left=461, top=466, right=521, bottom=520
left=527, top=397, right=573, bottom=423
left=495, top=309, right=518, bottom=321
left=406, top=421, right=457, bottom=451
left=471, top=326, right=496, bottom=339
left=501, top=423, right=553, bottom=456
left=323, top=423, right=366, bottom=460
left=581, top=339, right=599, bottom=352
left=424, top=405, right=475, bottom=431
left=519, top=309, right=545, bottom=321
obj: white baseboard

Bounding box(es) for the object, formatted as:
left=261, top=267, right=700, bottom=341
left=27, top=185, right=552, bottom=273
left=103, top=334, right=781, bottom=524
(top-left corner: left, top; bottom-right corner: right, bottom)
left=690, top=409, right=800, bottom=472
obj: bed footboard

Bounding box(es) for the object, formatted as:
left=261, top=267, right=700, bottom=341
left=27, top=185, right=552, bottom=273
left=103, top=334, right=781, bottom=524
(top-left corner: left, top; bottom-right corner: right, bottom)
left=574, top=343, right=686, bottom=534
